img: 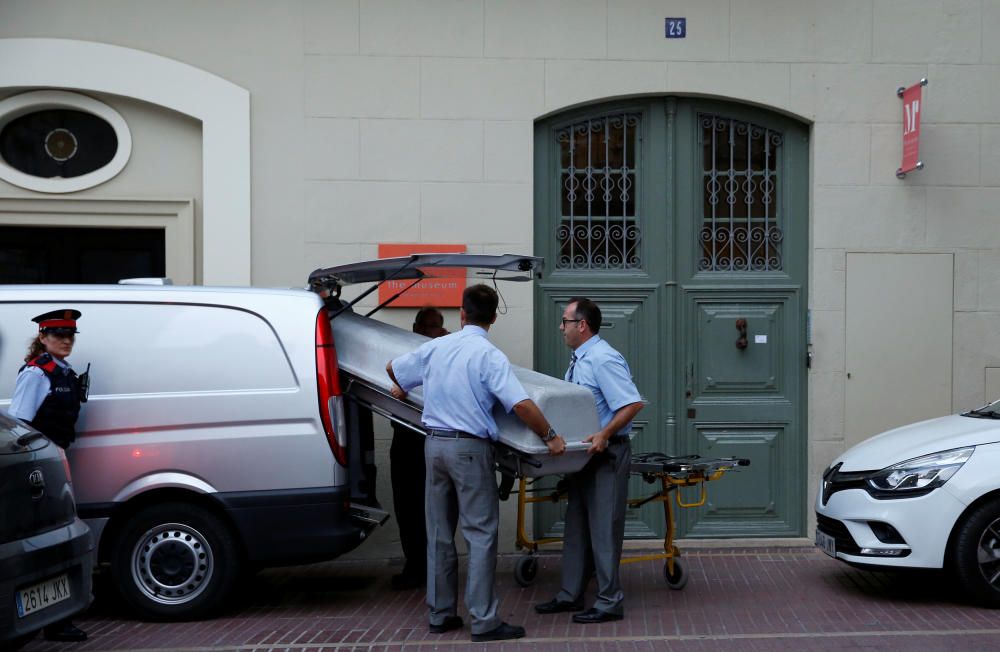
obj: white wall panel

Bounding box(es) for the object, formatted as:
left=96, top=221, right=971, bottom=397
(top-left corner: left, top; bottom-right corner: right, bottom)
left=667, top=62, right=790, bottom=110
left=926, top=188, right=1000, bottom=248
left=421, top=182, right=531, bottom=242
left=846, top=253, right=953, bottom=446
left=870, top=124, right=980, bottom=186
left=484, top=0, right=606, bottom=59
left=814, top=124, right=871, bottom=186
left=304, top=118, right=360, bottom=179
left=360, top=120, right=483, bottom=181
left=303, top=0, right=360, bottom=54
left=485, top=121, right=533, bottom=182
left=545, top=59, right=667, bottom=113
left=421, top=58, right=545, bottom=119
left=813, top=187, right=927, bottom=249
left=926, top=65, right=1000, bottom=124
left=305, top=181, right=419, bottom=242
left=361, top=0, right=482, bottom=57
left=305, top=56, right=420, bottom=118
left=873, top=0, right=980, bottom=64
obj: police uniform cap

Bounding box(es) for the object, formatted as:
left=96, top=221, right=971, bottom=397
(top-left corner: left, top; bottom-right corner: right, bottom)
left=32, top=308, right=81, bottom=334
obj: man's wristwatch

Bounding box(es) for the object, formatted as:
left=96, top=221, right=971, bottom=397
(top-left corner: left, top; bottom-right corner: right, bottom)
left=542, top=427, right=558, bottom=442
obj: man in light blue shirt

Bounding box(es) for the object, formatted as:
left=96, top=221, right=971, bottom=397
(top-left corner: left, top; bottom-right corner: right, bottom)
left=387, top=284, right=566, bottom=643
left=535, top=297, right=644, bottom=624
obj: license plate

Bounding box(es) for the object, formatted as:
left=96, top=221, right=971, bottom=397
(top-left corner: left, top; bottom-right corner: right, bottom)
left=816, top=529, right=836, bottom=558
left=16, top=574, right=71, bottom=617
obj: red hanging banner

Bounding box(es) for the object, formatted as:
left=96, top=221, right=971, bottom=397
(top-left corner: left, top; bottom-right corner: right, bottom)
left=897, top=78, right=927, bottom=178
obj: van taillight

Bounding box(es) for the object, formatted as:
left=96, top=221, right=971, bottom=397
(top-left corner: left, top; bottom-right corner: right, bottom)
left=315, top=310, right=347, bottom=467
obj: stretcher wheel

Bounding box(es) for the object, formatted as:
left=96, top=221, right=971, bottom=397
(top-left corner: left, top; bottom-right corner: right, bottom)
left=664, top=559, right=688, bottom=590
left=514, top=555, right=538, bottom=587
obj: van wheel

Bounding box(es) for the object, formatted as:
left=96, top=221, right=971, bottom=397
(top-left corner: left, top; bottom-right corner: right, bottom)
left=111, top=502, right=240, bottom=620
left=951, top=498, right=1000, bottom=608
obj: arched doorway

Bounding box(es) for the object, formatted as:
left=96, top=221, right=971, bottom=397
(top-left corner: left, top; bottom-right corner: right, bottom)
left=534, top=97, right=809, bottom=539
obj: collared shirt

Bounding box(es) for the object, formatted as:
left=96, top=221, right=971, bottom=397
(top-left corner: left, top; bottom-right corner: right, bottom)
left=391, top=324, right=529, bottom=440
left=566, top=335, right=642, bottom=435
left=9, top=357, right=73, bottom=422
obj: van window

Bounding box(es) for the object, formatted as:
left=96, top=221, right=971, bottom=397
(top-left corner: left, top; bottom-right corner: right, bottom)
left=0, top=303, right=297, bottom=397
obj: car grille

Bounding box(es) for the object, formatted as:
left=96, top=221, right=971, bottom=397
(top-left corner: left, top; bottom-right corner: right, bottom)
left=816, top=513, right=861, bottom=555
left=821, top=463, right=871, bottom=505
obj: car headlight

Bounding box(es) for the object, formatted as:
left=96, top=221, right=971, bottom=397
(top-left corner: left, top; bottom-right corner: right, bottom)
left=866, top=446, right=974, bottom=498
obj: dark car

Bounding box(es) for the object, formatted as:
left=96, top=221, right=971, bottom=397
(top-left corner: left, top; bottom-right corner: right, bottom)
left=0, top=410, right=93, bottom=648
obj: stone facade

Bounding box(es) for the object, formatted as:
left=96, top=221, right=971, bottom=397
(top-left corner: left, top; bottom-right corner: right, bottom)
left=2, top=0, right=999, bottom=555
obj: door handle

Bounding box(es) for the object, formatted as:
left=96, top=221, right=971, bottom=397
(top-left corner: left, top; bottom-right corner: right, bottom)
left=735, top=318, right=748, bottom=350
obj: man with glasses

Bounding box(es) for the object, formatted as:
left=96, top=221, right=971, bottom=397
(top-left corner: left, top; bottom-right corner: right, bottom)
left=535, top=297, right=644, bottom=624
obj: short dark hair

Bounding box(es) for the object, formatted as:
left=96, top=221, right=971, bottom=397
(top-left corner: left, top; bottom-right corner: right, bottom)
left=568, top=297, right=601, bottom=334
left=414, top=306, right=443, bottom=329
left=463, top=284, right=499, bottom=325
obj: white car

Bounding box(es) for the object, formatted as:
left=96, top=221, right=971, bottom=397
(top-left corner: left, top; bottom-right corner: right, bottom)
left=815, top=401, right=1000, bottom=606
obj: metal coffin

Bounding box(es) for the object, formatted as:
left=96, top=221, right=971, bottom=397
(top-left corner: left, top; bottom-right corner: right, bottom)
left=330, top=310, right=598, bottom=477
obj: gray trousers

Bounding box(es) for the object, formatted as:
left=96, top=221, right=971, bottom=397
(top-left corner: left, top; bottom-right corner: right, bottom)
left=425, top=435, right=501, bottom=634
left=556, top=438, right=631, bottom=614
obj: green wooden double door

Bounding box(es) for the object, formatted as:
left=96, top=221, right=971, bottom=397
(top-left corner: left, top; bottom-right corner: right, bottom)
left=533, top=98, right=809, bottom=539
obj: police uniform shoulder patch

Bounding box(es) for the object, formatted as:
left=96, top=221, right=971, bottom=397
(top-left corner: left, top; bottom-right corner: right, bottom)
left=28, top=353, right=57, bottom=372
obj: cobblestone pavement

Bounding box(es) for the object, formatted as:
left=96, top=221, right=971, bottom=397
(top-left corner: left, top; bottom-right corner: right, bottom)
left=20, top=547, right=1000, bottom=651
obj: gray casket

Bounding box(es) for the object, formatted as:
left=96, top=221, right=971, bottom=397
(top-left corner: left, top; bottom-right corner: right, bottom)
left=330, top=310, right=600, bottom=477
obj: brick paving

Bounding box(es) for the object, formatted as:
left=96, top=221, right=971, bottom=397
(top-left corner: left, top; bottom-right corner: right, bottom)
left=21, top=546, right=1000, bottom=651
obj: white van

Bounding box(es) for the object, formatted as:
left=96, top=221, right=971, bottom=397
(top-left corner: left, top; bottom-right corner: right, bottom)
left=0, top=254, right=542, bottom=621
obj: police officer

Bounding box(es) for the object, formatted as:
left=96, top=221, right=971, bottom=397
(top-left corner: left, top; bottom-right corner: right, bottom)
left=386, top=284, right=566, bottom=642
left=535, top=297, right=644, bottom=624
left=9, top=308, right=90, bottom=642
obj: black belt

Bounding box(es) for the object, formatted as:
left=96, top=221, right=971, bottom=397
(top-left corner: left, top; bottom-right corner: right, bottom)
left=428, top=429, right=484, bottom=440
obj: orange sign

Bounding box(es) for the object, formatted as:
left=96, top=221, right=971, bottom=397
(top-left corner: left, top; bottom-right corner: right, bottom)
left=377, top=243, right=467, bottom=307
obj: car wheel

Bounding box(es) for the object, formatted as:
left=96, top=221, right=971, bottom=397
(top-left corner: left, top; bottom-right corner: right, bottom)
left=111, top=502, right=240, bottom=620
left=952, top=499, right=1000, bottom=607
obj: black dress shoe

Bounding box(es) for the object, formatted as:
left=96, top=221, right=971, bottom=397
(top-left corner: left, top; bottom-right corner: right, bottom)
left=43, top=620, right=88, bottom=642
left=471, top=621, right=526, bottom=642
left=429, top=615, right=463, bottom=633
left=534, top=597, right=584, bottom=614
left=572, top=608, right=623, bottom=624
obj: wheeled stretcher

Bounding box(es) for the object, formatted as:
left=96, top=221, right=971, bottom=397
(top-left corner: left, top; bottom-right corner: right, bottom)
left=508, top=452, right=750, bottom=590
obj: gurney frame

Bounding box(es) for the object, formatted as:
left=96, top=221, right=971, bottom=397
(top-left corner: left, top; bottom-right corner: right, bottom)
left=504, top=453, right=750, bottom=590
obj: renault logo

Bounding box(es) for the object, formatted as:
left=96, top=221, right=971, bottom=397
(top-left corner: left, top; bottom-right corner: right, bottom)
left=28, top=469, right=44, bottom=489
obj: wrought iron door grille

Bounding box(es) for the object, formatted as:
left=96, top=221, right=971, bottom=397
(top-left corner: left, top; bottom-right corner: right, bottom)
left=555, top=113, right=641, bottom=270
left=699, top=114, right=783, bottom=272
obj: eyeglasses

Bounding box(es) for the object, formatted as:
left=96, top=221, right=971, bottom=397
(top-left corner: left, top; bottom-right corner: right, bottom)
left=560, top=318, right=582, bottom=327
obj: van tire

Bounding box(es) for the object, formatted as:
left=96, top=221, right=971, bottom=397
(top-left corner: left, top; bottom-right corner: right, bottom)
left=111, top=502, right=241, bottom=621
left=951, top=498, right=1000, bottom=608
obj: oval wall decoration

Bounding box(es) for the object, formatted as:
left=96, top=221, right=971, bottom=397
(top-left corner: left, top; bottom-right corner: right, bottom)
left=0, top=90, right=132, bottom=193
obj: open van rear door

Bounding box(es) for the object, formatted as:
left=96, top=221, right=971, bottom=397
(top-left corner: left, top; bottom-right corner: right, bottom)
left=308, top=253, right=543, bottom=317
